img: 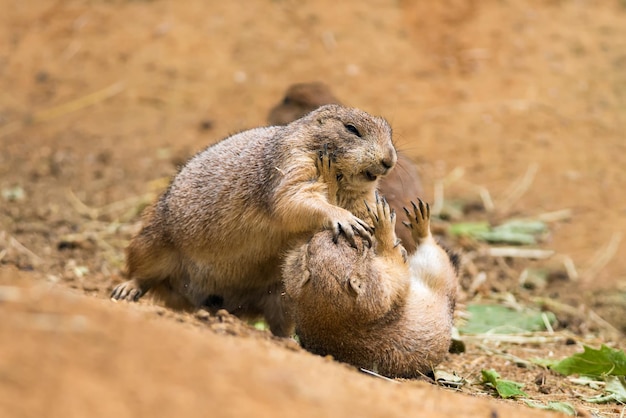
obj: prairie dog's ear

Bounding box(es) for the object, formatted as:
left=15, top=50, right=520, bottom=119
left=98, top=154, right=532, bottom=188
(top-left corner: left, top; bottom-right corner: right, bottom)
left=348, top=276, right=364, bottom=296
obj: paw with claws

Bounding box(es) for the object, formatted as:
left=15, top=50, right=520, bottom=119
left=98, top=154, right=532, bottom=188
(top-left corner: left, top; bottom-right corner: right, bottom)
left=366, top=192, right=406, bottom=261
left=331, top=213, right=373, bottom=248
left=403, top=198, right=431, bottom=245
left=111, top=279, right=145, bottom=302
left=317, top=144, right=372, bottom=247
left=316, top=144, right=341, bottom=205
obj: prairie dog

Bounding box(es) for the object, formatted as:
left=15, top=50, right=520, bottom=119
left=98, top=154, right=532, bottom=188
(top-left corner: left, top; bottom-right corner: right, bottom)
left=283, top=155, right=458, bottom=376
left=268, top=82, right=423, bottom=253
left=111, top=104, right=397, bottom=337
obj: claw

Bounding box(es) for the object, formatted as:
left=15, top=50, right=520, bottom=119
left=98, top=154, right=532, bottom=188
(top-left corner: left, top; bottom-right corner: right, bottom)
left=357, top=217, right=374, bottom=235
left=332, top=223, right=341, bottom=244
left=343, top=227, right=357, bottom=248
left=366, top=202, right=378, bottom=223
left=359, top=228, right=373, bottom=247
left=382, top=196, right=389, bottom=218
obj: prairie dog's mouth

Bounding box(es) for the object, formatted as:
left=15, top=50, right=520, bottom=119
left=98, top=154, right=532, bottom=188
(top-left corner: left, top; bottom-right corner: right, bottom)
left=364, top=171, right=377, bottom=182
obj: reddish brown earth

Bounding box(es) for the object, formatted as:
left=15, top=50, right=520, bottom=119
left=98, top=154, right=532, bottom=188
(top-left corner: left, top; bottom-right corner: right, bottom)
left=1, top=1, right=625, bottom=417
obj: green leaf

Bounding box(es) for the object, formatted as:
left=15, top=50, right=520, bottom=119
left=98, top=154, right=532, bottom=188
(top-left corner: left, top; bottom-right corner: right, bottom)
left=494, top=219, right=548, bottom=235
left=585, top=375, right=626, bottom=403
left=474, top=230, right=537, bottom=245
left=449, top=219, right=547, bottom=245
left=448, top=221, right=490, bottom=236
left=459, top=304, right=556, bottom=334
left=550, top=345, right=626, bottom=377
left=481, top=369, right=527, bottom=399
left=524, top=400, right=577, bottom=416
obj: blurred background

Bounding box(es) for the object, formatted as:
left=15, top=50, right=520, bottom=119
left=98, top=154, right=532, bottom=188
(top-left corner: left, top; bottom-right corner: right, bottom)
left=2, top=0, right=625, bottom=298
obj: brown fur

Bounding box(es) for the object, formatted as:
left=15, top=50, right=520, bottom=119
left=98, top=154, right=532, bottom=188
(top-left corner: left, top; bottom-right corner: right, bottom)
left=111, top=104, right=397, bottom=337
left=268, top=82, right=423, bottom=253
left=283, top=155, right=458, bottom=377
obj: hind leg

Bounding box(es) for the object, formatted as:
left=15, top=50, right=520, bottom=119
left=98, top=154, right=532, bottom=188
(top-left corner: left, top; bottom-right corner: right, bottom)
left=111, top=226, right=176, bottom=302
left=404, top=198, right=459, bottom=299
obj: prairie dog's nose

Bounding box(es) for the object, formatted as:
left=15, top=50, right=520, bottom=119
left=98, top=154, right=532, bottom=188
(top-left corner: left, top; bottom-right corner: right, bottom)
left=382, top=157, right=394, bottom=170
left=381, top=148, right=397, bottom=172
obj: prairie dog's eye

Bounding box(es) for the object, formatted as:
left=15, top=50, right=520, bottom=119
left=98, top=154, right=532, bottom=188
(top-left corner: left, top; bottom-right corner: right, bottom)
left=344, top=123, right=361, bottom=137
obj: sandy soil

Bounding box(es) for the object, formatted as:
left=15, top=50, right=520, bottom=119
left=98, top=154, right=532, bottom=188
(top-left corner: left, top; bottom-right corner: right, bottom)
left=1, top=0, right=625, bottom=417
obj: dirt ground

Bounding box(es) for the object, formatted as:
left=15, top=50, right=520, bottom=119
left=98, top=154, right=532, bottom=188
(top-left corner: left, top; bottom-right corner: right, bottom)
left=1, top=0, right=625, bottom=417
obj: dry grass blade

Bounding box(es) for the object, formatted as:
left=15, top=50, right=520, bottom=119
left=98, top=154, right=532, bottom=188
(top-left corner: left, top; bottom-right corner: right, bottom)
left=460, top=333, right=568, bottom=344
left=0, top=231, right=43, bottom=266
left=360, top=368, right=400, bottom=383
left=477, top=344, right=536, bottom=368
left=66, top=187, right=158, bottom=223
left=534, top=297, right=623, bottom=341
left=477, top=186, right=495, bottom=213
left=432, top=166, right=465, bottom=217
left=0, top=81, right=125, bottom=138
left=66, top=189, right=99, bottom=220
left=432, top=178, right=445, bottom=217
left=486, top=247, right=554, bottom=259
left=583, top=232, right=622, bottom=282
left=559, top=255, right=579, bottom=282
left=498, top=163, right=539, bottom=214
left=532, top=209, right=573, bottom=223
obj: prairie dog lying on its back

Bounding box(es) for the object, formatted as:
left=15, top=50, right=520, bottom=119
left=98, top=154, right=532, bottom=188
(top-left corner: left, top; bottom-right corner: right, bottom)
left=283, top=150, right=459, bottom=377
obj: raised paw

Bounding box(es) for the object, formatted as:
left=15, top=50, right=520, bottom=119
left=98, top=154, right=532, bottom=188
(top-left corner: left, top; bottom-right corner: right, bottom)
left=365, top=191, right=403, bottom=254
left=111, top=279, right=144, bottom=302
left=402, top=198, right=431, bottom=244
left=316, top=144, right=341, bottom=204
left=365, top=191, right=395, bottom=235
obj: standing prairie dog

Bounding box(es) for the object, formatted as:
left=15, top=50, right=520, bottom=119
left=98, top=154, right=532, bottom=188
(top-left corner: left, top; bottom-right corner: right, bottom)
left=283, top=152, right=459, bottom=377
left=111, top=104, right=397, bottom=337
left=268, top=82, right=424, bottom=254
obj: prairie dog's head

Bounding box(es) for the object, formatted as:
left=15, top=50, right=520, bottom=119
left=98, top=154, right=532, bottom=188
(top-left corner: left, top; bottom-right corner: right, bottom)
left=294, top=104, right=397, bottom=192
left=283, top=231, right=385, bottom=324
left=268, top=82, right=341, bottom=125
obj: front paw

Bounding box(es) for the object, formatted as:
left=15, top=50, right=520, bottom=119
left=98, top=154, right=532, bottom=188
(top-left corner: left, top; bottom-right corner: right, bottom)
left=332, top=213, right=373, bottom=248
left=366, top=191, right=403, bottom=254
left=365, top=191, right=395, bottom=233
left=316, top=144, right=342, bottom=182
